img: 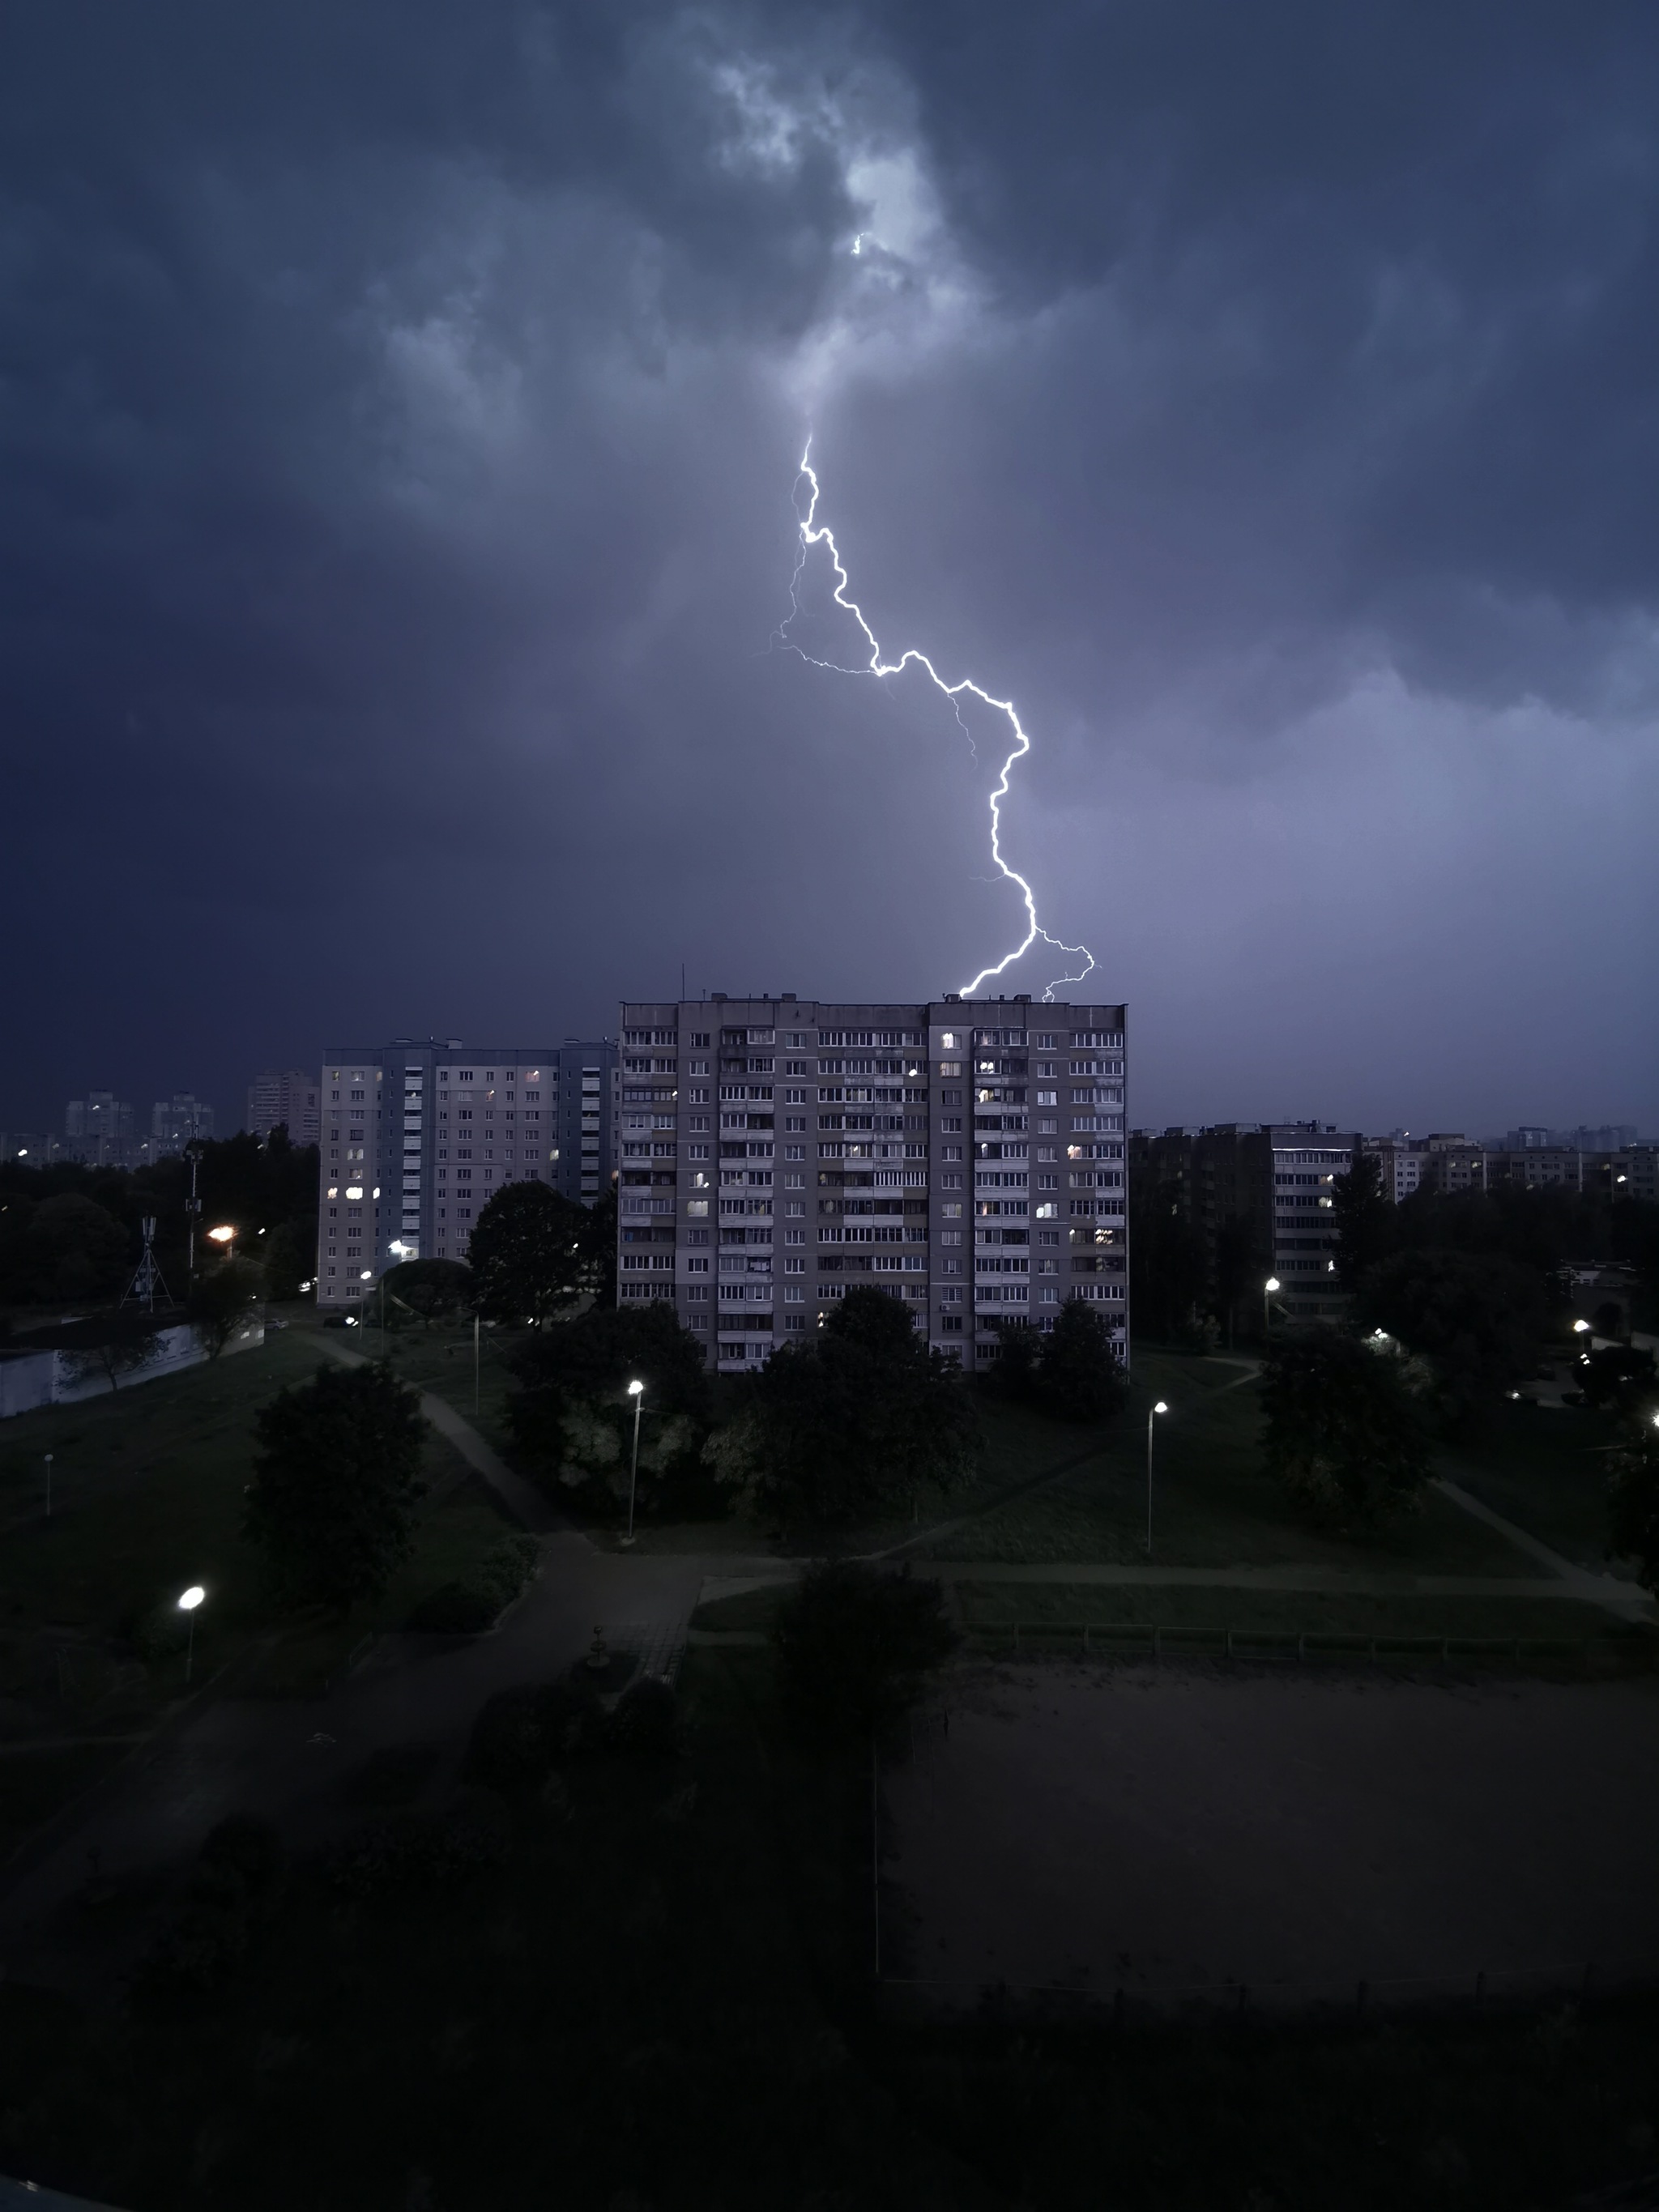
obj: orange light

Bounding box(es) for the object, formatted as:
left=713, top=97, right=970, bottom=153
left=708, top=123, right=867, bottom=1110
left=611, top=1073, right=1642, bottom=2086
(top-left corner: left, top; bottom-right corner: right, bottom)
left=207, top=1225, right=236, bottom=1244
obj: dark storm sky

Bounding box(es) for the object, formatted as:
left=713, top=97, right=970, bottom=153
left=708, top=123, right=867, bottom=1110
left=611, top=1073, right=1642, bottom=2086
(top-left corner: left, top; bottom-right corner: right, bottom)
left=3, top=1, right=1657, bottom=1140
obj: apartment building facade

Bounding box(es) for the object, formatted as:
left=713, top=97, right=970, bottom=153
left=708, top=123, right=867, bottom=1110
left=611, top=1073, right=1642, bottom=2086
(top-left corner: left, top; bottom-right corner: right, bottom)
left=314, top=1037, right=617, bottom=1309
left=614, top=992, right=1128, bottom=1371
left=246, top=1070, right=322, bottom=1145
left=1132, top=1120, right=1358, bottom=1332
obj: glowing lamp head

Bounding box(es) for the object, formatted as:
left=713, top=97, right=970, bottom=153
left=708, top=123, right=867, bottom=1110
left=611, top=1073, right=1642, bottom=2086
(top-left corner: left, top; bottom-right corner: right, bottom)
left=1152, top=1400, right=1168, bottom=1416
left=1265, top=1276, right=1281, bottom=1294
left=1572, top=1319, right=1590, bottom=1333
left=207, top=1225, right=235, bottom=1245
left=177, top=1585, right=206, bottom=1613
left=360, top=1269, right=373, bottom=1281
left=627, top=1379, right=644, bottom=1397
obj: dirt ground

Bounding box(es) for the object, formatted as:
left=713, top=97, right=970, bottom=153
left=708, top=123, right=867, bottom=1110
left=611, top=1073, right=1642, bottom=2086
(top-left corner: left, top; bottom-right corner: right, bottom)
left=885, top=1663, right=1659, bottom=2008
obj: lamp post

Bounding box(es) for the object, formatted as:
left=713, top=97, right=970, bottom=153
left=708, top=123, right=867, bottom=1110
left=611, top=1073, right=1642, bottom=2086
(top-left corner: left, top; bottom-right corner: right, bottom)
left=1145, top=1400, right=1168, bottom=1554
left=1263, top=1276, right=1281, bottom=1341
left=44, top=1452, right=53, bottom=1519
left=473, top=1310, right=480, bottom=1414
left=177, top=1584, right=206, bottom=1685
left=621, top=1379, right=645, bottom=1549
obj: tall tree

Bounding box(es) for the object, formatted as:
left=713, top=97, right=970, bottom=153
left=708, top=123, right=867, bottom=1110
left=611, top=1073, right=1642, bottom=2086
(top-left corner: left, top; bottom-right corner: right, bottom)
left=245, top=1362, right=426, bottom=1609
left=187, top=1258, right=264, bottom=1359
left=467, top=1183, right=593, bottom=1328
left=383, top=1257, right=473, bottom=1328
left=1331, top=1153, right=1395, bottom=1288
left=773, top=1562, right=959, bottom=1741
left=1035, top=1298, right=1129, bottom=1422
left=1358, top=1247, right=1550, bottom=1417
left=711, top=1287, right=978, bottom=1524
left=1260, top=1332, right=1432, bottom=1524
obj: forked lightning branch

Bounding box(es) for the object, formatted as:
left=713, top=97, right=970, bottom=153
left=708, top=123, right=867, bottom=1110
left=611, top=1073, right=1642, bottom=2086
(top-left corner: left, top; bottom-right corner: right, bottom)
left=776, top=440, right=1095, bottom=1004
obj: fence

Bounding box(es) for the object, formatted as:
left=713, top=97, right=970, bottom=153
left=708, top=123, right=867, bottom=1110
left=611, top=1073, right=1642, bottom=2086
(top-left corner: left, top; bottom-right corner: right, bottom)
left=961, top=1619, right=1657, bottom=1669
left=0, top=1316, right=264, bottom=1419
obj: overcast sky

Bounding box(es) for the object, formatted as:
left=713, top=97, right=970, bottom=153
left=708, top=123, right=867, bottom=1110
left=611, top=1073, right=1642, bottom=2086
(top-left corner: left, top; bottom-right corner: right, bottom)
left=3, top=1, right=1657, bottom=1140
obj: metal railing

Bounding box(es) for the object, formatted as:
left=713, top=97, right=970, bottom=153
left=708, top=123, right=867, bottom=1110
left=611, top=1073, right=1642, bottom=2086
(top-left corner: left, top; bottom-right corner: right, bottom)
left=962, top=1619, right=1657, bottom=1668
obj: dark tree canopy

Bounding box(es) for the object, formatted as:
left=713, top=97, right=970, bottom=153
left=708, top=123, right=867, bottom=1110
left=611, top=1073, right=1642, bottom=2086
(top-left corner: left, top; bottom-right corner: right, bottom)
left=0, top=1191, right=131, bottom=1303
left=509, top=1300, right=710, bottom=1423
left=1357, top=1247, right=1550, bottom=1414
left=187, top=1258, right=264, bottom=1359
left=467, top=1183, right=594, bottom=1327
left=384, top=1256, right=473, bottom=1328
left=1332, top=1153, right=1395, bottom=1289
left=1576, top=1342, right=1658, bottom=1416
left=244, top=1361, right=427, bottom=1609
left=1260, top=1332, right=1432, bottom=1525
left=726, top=1286, right=978, bottom=1525
left=1034, top=1298, right=1130, bottom=1422
left=773, top=1562, right=959, bottom=1741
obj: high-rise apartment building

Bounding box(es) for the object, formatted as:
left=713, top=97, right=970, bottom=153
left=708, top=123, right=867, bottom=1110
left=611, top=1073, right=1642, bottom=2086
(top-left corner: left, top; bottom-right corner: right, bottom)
left=1132, top=1120, right=1357, bottom=1333
left=63, top=1092, right=137, bottom=1167
left=246, top=1070, right=321, bottom=1144
left=150, top=1093, right=215, bottom=1153
left=614, top=992, right=1128, bottom=1371
left=314, top=1037, right=618, bottom=1308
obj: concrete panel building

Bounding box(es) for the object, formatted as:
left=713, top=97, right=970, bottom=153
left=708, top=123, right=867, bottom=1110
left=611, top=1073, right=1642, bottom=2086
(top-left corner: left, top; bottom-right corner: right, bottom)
left=613, top=992, right=1128, bottom=1371
left=315, top=1036, right=617, bottom=1310
left=246, top=1070, right=321, bottom=1145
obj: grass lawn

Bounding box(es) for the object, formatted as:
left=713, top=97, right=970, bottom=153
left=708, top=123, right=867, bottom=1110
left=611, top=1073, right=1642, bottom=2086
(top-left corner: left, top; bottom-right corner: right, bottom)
left=917, top=1351, right=1527, bottom=1575
left=0, top=1325, right=520, bottom=1851
left=1441, top=1400, right=1623, bottom=1567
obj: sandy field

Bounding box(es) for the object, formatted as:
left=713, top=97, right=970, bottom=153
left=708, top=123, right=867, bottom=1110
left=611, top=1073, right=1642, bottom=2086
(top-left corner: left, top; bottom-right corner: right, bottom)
left=884, top=1664, right=1659, bottom=2006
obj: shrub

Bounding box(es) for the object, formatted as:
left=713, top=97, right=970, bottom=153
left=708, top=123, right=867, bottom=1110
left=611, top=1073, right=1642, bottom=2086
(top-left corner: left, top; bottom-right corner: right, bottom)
left=464, top=1678, right=603, bottom=1792
left=773, top=1562, right=958, bottom=1741
left=135, top=1817, right=287, bottom=2001
left=407, top=1534, right=540, bottom=1633
left=606, top=1676, right=680, bottom=1759
left=325, top=1808, right=507, bottom=1901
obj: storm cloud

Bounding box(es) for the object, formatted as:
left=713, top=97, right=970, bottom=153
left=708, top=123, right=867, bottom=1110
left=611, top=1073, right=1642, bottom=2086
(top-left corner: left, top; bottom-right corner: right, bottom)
left=2, top=0, right=1655, bottom=1136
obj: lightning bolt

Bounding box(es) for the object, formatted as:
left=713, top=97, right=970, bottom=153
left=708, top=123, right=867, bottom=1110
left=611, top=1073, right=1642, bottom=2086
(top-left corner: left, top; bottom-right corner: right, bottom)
left=774, top=439, right=1095, bottom=1003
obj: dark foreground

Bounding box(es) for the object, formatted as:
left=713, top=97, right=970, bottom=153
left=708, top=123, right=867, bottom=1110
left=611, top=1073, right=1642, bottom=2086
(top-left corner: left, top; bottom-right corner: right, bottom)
left=3, top=1647, right=1659, bottom=2211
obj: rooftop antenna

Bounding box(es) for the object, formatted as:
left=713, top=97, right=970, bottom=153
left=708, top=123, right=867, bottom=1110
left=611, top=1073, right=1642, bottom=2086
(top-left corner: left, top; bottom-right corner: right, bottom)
left=122, top=1217, right=172, bottom=1311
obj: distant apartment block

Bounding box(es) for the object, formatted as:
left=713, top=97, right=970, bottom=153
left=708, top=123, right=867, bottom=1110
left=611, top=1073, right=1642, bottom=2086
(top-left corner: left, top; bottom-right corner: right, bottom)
left=0, top=1132, right=49, bottom=1164
left=1132, top=1121, right=1358, bottom=1330
left=246, top=1070, right=321, bottom=1145
left=1363, top=1132, right=1656, bottom=1204
left=62, top=1091, right=137, bottom=1168
left=150, top=1093, right=215, bottom=1154
left=315, top=1038, right=618, bottom=1308
left=1506, top=1123, right=1638, bottom=1153
left=614, top=992, right=1129, bottom=1372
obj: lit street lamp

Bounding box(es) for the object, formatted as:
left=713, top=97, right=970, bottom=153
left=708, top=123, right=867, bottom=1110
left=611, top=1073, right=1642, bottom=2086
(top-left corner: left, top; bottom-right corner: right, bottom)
left=1263, top=1276, right=1281, bottom=1340
left=1145, top=1400, right=1169, bottom=1554
left=1572, top=1319, right=1590, bottom=1335
left=621, top=1379, right=646, bottom=1549
left=177, top=1584, right=206, bottom=1684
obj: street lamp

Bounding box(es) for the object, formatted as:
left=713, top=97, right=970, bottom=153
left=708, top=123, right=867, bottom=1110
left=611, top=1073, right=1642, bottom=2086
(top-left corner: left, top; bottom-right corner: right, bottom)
left=1145, top=1400, right=1169, bottom=1554
left=621, top=1379, right=646, bottom=1549
left=207, top=1224, right=236, bottom=1250
left=1263, top=1276, right=1281, bottom=1340
left=1572, top=1319, right=1590, bottom=1335
left=177, top=1584, right=206, bottom=1684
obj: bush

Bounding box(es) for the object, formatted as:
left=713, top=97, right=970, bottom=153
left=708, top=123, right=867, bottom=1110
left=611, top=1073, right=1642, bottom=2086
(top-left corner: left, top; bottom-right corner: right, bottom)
left=773, top=1562, right=958, bottom=1741
left=324, top=1808, right=507, bottom=1901
left=464, top=1678, right=604, bottom=1792
left=132, top=1600, right=191, bottom=1662
left=1036, top=1298, right=1129, bottom=1422
left=407, top=1533, right=540, bottom=1634
left=135, top=1817, right=287, bottom=2000
left=606, top=1675, right=680, bottom=1759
